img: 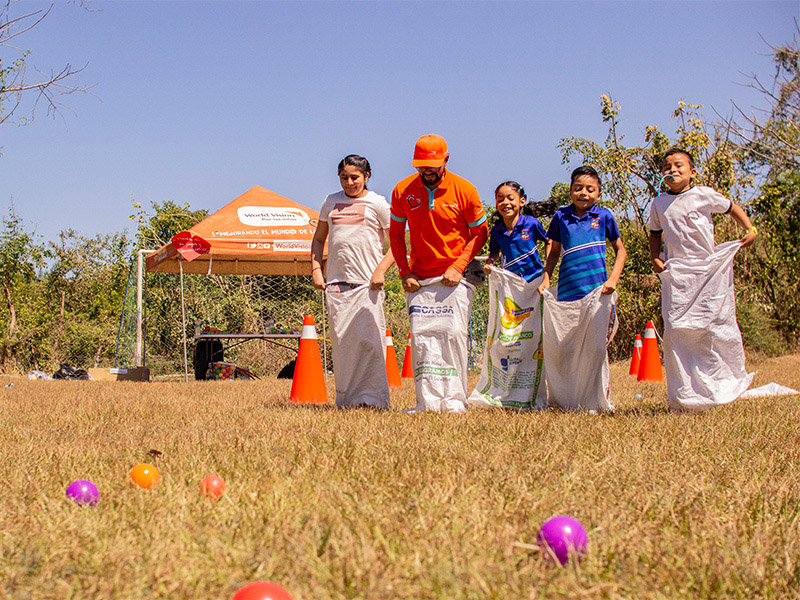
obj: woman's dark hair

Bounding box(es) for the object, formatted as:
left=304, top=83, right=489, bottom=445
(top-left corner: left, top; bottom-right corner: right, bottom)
left=491, top=181, right=557, bottom=223
left=338, top=154, right=372, bottom=179
left=570, top=165, right=601, bottom=191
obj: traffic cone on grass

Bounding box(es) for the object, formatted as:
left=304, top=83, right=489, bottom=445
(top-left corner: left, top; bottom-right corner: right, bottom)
left=290, top=315, right=328, bottom=404
left=401, top=333, right=413, bottom=378
left=637, top=321, right=663, bottom=382
left=385, top=329, right=402, bottom=388
left=628, top=334, right=642, bottom=375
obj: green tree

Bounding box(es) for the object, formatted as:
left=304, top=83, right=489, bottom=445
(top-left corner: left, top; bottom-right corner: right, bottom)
left=717, top=34, right=800, bottom=345
left=557, top=96, right=765, bottom=357
left=0, top=206, right=42, bottom=337
left=131, top=199, right=208, bottom=250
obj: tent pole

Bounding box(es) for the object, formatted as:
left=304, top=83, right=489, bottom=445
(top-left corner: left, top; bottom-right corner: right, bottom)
left=179, top=259, right=189, bottom=383
left=135, top=250, right=145, bottom=367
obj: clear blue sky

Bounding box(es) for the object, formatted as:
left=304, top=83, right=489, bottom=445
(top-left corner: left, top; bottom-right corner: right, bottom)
left=0, top=1, right=797, bottom=245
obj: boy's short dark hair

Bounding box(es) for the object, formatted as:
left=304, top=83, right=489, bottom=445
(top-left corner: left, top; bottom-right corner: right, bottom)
left=570, top=165, right=601, bottom=191
left=662, top=147, right=696, bottom=169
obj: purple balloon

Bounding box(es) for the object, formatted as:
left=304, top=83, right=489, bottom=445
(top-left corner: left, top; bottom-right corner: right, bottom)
left=537, top=515, right=588, bottom=565
left=65, top=479, right=99, bottom=506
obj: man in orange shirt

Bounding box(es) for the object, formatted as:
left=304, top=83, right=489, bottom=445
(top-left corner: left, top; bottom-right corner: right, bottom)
left=390, top=135, right=488, bottom=412
left=389, top=135, right=488, bottom=290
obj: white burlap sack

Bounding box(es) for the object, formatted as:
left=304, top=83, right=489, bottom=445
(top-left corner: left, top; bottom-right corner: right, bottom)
left=542, top=286, right=618, bottom=412
left=658, top=241, right=754, bottom=412
left=326, top=283, right=390, bottom=409
left=468, top=267, right=547, bottom=410
left=406, top=277, right=475, bottom=413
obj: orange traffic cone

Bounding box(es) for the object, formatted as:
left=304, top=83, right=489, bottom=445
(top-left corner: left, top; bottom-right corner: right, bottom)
left=628, top=334, right=642, bottom=375
left=637, top=321, right=663, bottom=382
left=290, top=315, right=328, bottom=404
left=401, top=332, right=413, bottom=378
left=385, top=329, right=402, bottom=388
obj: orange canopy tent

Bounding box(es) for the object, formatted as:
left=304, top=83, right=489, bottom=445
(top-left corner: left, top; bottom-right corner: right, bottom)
left=146, top=185, right=326, bottom=275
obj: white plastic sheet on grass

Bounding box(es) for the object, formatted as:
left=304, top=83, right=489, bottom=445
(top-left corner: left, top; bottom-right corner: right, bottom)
left=658, top=240, right=754, bottom=412
left=739, top=383, right=799, bottom=398
left=542, top=286, right=618, bottom=412
left=468, top=267, right=547, bottom=410
left=406, top=277, right=475, bottom=413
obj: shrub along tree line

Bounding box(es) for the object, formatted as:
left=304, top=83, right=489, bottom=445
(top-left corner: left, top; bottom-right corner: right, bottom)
left=0, top=42, right=796, bottom=374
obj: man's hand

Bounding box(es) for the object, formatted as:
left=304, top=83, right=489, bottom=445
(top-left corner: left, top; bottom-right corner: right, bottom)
left=402, top=273, right=421, bottom=293
left=441, top=266, right=462, bottom=287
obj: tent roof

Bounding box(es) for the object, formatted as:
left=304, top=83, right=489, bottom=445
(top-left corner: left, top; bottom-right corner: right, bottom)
left=146, top=186, right=326, bottom=276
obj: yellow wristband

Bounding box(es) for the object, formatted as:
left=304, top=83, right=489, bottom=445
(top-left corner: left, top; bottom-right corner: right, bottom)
left=747, top=226, right=757, bottom=235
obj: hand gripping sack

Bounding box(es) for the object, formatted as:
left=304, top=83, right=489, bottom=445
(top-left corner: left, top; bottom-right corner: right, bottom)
left=658, top=241, right=754, bottom=412
left=326, top=283, right=390, bottom=409
left=468, top=267, right=547, bottom=410
left=406, top=277, right=475, bottom=412
left=542, top=287, right=618, bottom=412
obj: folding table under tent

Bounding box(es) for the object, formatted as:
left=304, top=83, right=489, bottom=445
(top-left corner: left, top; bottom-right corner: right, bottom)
left=144, top=185, right=328, bottom=380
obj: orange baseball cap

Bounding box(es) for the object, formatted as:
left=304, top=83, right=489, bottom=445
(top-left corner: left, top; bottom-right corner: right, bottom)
left=412, top=134, right=449, bottom=167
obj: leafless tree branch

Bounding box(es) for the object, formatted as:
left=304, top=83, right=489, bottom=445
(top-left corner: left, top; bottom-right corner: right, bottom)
left=0, top=1, right=96, bottom=126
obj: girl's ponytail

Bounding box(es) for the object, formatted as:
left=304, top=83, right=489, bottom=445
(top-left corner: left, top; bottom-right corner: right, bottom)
left=525, top=199, right=557, bottom=218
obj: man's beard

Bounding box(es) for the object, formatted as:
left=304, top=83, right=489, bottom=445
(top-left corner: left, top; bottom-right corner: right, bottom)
left=421, top=171, right=443, bottom=187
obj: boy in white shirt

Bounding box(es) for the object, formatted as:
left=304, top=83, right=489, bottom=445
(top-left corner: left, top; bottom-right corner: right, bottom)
left=649, top=148, right=757, bottom=411
left=649, top=148, right=756, bottom=266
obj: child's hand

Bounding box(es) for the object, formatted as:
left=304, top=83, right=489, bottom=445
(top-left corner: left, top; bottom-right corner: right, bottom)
left=601, top=281, right=616, bottom=295
left=537, top=281, right=550, bottom=296
left=740, top=228, right=757, bottom=248
left=651, top=258, right=666, bottom=273
left=483, top=263, right=493, bottom=274
left=312, top=269, right=326, bottom=290
left=370, top=270, right=385, bottom=290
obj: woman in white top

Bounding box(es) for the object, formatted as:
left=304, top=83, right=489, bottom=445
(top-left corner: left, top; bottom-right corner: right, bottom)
left=310, top=155, right=395, bottom=409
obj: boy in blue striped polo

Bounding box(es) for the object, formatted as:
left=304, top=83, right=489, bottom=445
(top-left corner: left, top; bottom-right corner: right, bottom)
left=537, top=166, right=626, bottom=301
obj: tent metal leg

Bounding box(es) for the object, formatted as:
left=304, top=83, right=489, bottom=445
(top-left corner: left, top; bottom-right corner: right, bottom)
left=179, top=260, right=189, bottom=383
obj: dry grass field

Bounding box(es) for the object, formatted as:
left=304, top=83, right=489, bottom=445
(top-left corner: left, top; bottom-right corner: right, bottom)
left=1, top=355, right=799, bottom=600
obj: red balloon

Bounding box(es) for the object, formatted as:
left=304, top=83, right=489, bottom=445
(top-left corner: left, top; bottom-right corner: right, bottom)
left=231, top=581, right=293, bottom=600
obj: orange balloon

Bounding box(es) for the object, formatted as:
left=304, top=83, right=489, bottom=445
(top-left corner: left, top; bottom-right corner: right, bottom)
left=200, top=474, right=226, bottom=499
left=231, top=582, right=293, bottom=600
left=129, top=463, right=159, bottom=489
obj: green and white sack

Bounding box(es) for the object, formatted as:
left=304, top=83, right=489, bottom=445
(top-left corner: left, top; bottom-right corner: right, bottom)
left=406, top=277, right=475, bottom=413
left=468, top=267, right=547, bottom=410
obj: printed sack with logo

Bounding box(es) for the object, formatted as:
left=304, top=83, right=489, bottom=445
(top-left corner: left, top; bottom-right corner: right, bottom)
left=468, top=267, right=546, bottom=409
left=407, top=277, right=475, bottom=412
